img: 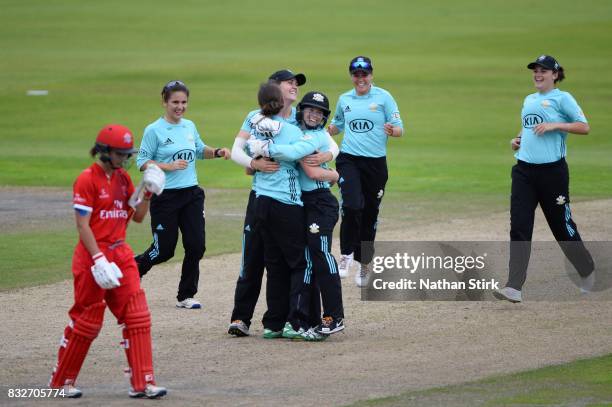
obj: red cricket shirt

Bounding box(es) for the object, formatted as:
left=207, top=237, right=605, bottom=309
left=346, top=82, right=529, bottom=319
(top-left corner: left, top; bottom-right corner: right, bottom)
left=72, top=163, right=135, bottom=245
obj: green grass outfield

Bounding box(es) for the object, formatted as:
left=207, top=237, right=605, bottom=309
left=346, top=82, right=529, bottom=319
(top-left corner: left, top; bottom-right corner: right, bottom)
left=349, top=353, right=612, bottom=406
left=1, top=3, right=611, bottom=404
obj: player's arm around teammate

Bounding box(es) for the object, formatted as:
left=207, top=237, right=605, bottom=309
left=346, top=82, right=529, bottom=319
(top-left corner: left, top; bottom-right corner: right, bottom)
left=327, top=56, right=404, bottom=288
left=296, top=91, right=345, bottom=336
left=227, top=70, right=307, bottom=338
left=493, top=55, right=595, bottom=303
left=48, top=125, right=166, bottom=399
left=135, top=80, right=229, bottom=310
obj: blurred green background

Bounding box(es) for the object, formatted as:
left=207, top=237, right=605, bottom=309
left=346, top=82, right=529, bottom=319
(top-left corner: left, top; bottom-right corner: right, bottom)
left=1, top=0, right=611, bottom=289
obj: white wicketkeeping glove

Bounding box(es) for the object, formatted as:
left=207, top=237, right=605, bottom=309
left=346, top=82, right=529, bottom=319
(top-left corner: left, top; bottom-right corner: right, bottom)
left=143, top=163, right=165, bottom=196
left=91, top=253, right=122, bottom=289
left=247, top=136, right=273, bottom=158
left=250, top=113, right=282, bottom=139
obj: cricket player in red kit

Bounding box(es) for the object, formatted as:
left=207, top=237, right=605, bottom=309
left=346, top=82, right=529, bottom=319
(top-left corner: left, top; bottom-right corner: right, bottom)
left=48, top=124, right=167, bottom=399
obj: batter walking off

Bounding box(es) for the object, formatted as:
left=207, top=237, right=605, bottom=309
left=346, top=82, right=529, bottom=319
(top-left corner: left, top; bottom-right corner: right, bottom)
left=494, top=55, right=595, bottom=303
left=48, top=124, right=166, bottom=399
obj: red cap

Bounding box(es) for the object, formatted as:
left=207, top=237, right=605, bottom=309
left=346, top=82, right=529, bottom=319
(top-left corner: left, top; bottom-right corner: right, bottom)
left=96, top=124, right=137, bottom=154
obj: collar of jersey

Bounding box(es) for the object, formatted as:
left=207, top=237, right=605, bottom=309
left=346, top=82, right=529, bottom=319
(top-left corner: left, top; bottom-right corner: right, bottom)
left=160, top=116, right=184, bottom=126
left=350, top=86, right=377, bottom=98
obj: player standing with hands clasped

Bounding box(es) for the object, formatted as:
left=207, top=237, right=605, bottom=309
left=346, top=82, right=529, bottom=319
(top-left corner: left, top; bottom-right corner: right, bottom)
left=135, top=80, right=230, bottom=309
left=48, top=124, right=166, bottom=399
left=328, top=56, right=403, bottom=287
left=494, top=55, right=595, bottom=303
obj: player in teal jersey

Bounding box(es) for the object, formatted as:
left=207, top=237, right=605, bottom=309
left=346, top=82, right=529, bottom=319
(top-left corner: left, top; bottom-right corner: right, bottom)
left=228, top=70, right=306, bottom=337
left=493, top=56, right=595, bottom=303
left=230, top=81, right=317, bottom=340
left=328, top=56, right=403, bottom=288
left=135, top=80, right=230, bottom=309
left=247, top=91, right=345, bottom=335
left=228, top=72, right=339, bottom=338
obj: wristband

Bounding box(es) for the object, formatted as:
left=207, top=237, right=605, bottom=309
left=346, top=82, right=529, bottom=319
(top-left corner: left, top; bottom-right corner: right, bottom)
left=214, top=148, right=222, bottom=158
left=92, top=252, right=104, bottom=261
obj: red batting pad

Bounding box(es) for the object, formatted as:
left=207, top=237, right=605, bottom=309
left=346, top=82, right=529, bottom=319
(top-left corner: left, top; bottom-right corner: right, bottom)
left=49, top=302, right=106, bottom=387
left=121, top=289, right=155, bottom=391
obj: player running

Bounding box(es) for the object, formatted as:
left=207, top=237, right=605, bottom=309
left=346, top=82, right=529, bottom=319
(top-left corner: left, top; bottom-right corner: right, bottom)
left=328, top=56, right=404, bottom=287
left=494, top=55, right=595, bottom=303
left=48, top=124, right=166, bottom=399
left=135, top=80, right=230, bottom=309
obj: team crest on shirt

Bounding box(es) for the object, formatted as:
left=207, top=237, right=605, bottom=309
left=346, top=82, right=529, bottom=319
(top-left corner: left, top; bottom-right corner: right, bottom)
left=392, top=112, right=401, bottom=119
left=556, top=195, right=566, bottom=205
left=309, top=223, right=320, bottom=234
left=541, top=100, right=551, bottom=108
left=369, top=103, right=378, bottom=112
left=187, top=133, right=194, bottom=143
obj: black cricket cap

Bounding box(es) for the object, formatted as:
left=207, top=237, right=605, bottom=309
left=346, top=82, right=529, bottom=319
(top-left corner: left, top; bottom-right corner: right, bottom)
left=268, top=69, right=306, bottom=86
left=527, top=55, right=561, bottom=71
left=349, top=56, right=373, bottom=74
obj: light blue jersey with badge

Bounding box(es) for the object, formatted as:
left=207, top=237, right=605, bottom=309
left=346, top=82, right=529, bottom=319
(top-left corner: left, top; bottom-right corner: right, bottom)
left=241, top=107, right=298, bottom=133
left=267, top=129, right=331, bottom=192
left=251, top=119, right=305, bottom=205
left=331, top=86, right=403, bottom=158
left=137, top=117, right=206, bottom=189
left=516, top=89, right=587, bottom=164
left=241, top=107, right=298, bottom=191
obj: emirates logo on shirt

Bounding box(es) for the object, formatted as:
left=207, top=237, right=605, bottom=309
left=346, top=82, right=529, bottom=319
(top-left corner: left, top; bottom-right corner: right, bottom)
left=100, top=200, right=129, bottom=220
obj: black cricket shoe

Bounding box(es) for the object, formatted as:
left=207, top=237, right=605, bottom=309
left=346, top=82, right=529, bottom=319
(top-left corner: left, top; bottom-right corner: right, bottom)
left=315, top=317, right=345, bottom=335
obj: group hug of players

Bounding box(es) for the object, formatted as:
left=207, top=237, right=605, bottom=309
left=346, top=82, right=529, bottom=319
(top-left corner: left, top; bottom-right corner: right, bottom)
left=48, top=53, right=595, bottom=398
left=47, top=56, right=403, bottom=398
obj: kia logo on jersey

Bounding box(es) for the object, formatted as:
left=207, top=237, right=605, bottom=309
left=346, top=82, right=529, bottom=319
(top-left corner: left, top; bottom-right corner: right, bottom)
left=349, top=119, right=374, bottom=133
left=172, top=149, right=195, bottom=162
left=523, top=114, right=544, bottom=129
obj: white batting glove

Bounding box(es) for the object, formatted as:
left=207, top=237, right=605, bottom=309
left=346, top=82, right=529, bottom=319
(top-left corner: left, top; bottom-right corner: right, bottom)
left=250, top=113, right=282, bottom=139
left=91, top=253, right=121, bottom=289
left=143, top=163, right=165, bottom=196
left=247, top=136, right=273, bottom=158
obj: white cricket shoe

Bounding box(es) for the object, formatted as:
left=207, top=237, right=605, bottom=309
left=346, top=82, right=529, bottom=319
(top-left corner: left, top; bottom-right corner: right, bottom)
left=128, top=384, right=167, bottom=399
left=338, top=253, right=353, bottom=279
left=580, top=271, right=595, bottom=294
left=63, top=385, right=82, bottom=398
left=176, top=298, right=202, bottom=309
left=355, top=262, right=371, bottom=288
left=493, top=287, right=522, bottom=303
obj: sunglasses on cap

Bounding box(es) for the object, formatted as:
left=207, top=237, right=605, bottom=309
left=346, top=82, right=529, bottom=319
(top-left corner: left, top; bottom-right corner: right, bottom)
left=351, top=60, right=371, bottom=70
left=162, top=80, right=187, bottom=92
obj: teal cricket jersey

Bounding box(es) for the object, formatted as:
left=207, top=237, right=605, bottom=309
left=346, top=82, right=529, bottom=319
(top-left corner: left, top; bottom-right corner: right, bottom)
left=330, top=86, right=403, bottom=158
left=253, top=120, right=305, bottom=205
left=136, top=117, right=206, bottom=189
left=268, top=128, right=331, bottom=192
left=240, top=107, right=298, bottom=133
left=516, top=89, right=587, bottom=164
left=240, top=107, right=298, bottom=191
